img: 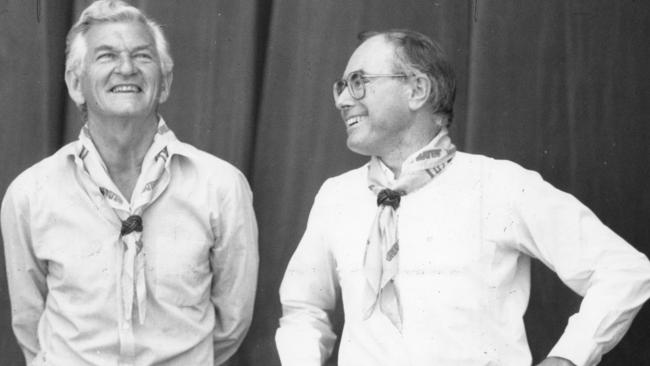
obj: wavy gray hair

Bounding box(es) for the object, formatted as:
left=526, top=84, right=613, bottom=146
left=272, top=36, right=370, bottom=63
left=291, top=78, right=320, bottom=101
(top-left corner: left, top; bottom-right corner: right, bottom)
left=65, top=0, right=173, bottom=78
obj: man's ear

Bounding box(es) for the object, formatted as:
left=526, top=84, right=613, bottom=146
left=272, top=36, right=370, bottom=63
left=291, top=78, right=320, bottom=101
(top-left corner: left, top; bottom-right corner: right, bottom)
left=158, top=71, right=173, bottom=103
left=65, top=69, right=86, bottom=106
left=407, top=74, right=433, bottom=111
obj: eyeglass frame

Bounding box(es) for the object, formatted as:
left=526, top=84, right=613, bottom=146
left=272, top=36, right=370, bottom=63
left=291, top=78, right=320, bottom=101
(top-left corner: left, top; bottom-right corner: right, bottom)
left=333, top=70, right=408, bottom=101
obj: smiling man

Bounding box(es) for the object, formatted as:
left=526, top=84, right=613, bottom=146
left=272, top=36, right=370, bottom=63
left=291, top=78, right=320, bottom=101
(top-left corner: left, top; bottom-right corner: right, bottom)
left=275, top=30, right=650, bottom=366
left=1, top=1, right=258, bottom=365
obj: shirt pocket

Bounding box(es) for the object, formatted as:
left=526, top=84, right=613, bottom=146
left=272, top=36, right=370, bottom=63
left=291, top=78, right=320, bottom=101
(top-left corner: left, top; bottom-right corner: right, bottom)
left=152, top=235, right=212, bottom=307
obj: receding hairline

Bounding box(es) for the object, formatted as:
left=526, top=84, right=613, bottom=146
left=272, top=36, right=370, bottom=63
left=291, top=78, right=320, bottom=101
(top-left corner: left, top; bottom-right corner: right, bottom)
left=353, top=33, right=407, bottom=77
left=352, top=29, right=457, bottom=124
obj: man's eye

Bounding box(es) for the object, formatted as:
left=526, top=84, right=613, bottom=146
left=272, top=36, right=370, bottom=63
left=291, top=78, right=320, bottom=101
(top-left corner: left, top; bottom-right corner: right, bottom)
left=134, top=53, right=153, bottom=60
left=96, top=53, right=116, bottom=61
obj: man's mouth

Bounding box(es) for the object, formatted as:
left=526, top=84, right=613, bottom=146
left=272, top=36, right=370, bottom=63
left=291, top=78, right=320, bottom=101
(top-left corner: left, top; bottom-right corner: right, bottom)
left=110, top=84, right=142, bottom=93
left=345, top=115, right=366, bottom=127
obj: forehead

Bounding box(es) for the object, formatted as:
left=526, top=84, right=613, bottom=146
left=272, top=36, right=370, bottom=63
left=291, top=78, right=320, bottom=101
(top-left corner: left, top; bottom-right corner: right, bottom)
left=85, top=20, right=155, bottom=52
left=343, top=35, right=396, bottom=76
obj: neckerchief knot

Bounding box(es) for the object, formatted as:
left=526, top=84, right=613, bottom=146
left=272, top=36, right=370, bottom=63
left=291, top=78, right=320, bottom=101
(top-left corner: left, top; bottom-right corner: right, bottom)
left=377, top=189, right=403, bottom=209
left=77, top=119, right=175, bottom=326
left=364, top=127, right=456, bottom=332
left=121, top=215, right=143, bottom=236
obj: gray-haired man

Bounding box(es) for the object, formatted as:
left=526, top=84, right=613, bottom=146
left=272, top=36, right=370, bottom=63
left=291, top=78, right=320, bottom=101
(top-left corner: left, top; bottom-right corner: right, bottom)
left=1, top=1, right=258, bottom=365
left=276, top=29, right=650, bottom=366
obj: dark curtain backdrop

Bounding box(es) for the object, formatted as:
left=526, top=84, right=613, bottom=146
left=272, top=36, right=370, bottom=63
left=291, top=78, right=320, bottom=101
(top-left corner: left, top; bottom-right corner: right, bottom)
left=1, top=1, right=648, bottom=365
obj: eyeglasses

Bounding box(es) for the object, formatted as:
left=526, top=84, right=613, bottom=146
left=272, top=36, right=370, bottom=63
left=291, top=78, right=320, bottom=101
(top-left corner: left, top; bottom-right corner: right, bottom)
left=333, top=70, right=408, bottom=101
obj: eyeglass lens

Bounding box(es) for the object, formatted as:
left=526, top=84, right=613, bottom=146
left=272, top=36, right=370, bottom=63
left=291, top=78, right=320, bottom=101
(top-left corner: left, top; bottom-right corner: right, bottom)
left=333, top=72, right=365, bottom=99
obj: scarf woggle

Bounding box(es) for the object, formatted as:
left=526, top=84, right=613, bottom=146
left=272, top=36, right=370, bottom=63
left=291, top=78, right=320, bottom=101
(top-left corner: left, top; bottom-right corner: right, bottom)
left=75, top=122, right=174, bottom=324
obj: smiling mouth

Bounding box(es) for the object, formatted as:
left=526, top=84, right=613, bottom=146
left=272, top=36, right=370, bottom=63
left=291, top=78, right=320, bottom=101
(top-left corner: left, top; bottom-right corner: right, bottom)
left=346, top=115, right=365, bottom=127
left=110, top=85, right=142, bottom=93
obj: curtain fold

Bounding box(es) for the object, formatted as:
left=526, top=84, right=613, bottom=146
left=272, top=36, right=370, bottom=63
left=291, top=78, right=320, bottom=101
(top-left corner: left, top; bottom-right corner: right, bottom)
left=0, top=1, right=74, bottom=363
left=1, top=0, right=649, bottom=365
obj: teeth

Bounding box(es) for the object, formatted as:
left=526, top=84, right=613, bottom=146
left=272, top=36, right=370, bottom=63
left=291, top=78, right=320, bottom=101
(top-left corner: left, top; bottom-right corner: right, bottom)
left=111, top=85, right=140, bottom=93
left=346, top=116, right=364, bottom=126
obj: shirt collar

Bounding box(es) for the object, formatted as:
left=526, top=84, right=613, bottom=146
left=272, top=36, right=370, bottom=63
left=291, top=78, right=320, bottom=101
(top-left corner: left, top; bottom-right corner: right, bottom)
left=66, top=117, right=190, bottom=162
left=376, top=127, right=452, bottom=183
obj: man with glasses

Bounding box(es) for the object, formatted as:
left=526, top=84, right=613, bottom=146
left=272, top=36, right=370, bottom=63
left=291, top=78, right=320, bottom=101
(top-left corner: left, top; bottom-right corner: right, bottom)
left=275, top=29, right=650, bottom=366
left=1, top=1, right=258, bottom=365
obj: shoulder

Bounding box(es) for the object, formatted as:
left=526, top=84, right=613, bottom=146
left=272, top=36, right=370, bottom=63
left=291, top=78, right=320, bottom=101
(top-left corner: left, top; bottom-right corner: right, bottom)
left=2, top=143, right=74, bottom=217
left=454, top=151, right=530, bottom=173
left=452, top=152, right=568, bottom=214
left=4, top=143, right=77, bottom=201
left=170, top=141, right=251, bottom=191
left=454, top=151, right=542, bottom=185
left=317, top=163, right=369, bottom=200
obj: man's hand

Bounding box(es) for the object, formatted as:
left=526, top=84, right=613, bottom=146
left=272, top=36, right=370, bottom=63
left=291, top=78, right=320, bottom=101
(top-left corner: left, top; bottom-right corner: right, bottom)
left=536, top=356, right=576, bottom=366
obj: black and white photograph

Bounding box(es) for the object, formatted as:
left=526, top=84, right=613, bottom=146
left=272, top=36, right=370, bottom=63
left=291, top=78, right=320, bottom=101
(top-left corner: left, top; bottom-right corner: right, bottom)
left=1, top=1, right=649, bottom=365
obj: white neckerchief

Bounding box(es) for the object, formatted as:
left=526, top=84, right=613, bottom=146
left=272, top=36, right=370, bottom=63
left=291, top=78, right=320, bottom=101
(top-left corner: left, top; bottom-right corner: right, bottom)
left=364, top=127, right=456, bottom=331
left=73, top=120, right=176, bottom=324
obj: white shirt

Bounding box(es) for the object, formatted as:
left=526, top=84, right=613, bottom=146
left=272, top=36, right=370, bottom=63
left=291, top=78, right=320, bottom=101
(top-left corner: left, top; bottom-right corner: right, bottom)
left=1, top=126, right=259, bottom=366
left=276, top=151, right=650, bottom=366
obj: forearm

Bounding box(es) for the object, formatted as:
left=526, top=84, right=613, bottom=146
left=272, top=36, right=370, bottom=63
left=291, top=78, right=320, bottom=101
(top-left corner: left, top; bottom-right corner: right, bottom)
left=211, top=236, right=258, bottom=364
left=211, top=174, right=259, bottom=364
left=537, top=357, right=576, bottom=366
left=513, top=170, right=650, bottom=365
left=275, top=253, right=338, bottom=365
left=2, top=183, right=47, bottom=361
left=276, top=302, right=337, bottom=366
left=211, top=264, right=257, bottom=365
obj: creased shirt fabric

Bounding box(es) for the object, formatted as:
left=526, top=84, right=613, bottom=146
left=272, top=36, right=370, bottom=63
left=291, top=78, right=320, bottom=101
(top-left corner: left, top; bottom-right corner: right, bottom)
left=276, top=151, right=650, bottom=366
left=2, top=122, right=259, bottom=366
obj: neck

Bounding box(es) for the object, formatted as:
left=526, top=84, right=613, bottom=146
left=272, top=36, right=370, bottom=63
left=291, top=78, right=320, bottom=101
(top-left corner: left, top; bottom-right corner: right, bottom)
left=380, top=116, right=444, bottom=179
left=87, top=115, right=158, bottom=179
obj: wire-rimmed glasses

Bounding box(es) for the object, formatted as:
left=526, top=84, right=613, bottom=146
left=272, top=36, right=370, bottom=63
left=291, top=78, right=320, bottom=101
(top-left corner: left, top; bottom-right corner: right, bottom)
left=333, top=70, right=408, bottom=101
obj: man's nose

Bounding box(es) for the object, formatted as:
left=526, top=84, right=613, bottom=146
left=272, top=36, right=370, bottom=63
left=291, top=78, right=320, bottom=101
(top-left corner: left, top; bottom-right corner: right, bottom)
left=116, top=54, right=136, bottom=75
left=334, top=85, right=354, bottom=110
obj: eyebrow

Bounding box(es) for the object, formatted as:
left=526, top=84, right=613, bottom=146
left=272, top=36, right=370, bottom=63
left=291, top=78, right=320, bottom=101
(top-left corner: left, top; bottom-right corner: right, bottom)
left=343, top=69, right=364, bottom=78
left=91, top=44, right=155, bottom=54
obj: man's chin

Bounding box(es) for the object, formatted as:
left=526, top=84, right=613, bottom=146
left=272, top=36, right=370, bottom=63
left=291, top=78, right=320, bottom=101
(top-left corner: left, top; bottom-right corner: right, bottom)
left=346, top=140, right=373, bottom=157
